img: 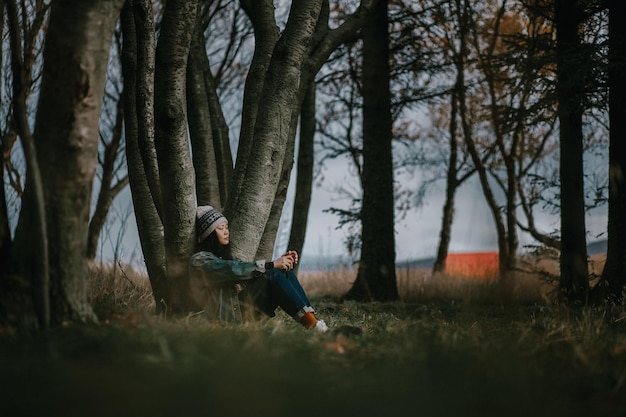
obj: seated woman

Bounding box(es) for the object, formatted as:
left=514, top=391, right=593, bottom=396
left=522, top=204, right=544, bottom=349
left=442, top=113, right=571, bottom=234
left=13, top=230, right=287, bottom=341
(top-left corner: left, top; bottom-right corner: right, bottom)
left=189, top=205, right=328, bottom=332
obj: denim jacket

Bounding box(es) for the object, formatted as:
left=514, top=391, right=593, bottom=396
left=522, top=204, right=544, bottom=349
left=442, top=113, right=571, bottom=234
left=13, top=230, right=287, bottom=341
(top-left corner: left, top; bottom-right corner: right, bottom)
left=189, top=251, right=267, bottom=323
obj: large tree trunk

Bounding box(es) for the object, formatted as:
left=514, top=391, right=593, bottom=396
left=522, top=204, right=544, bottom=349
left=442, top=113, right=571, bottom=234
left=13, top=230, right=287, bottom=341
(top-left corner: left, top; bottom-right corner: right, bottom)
left=121, top=0, right=168, bottom=313
left=227, top=1, right=323, bottom=260
left=226, top=0, right=279, bottom=220
left=555, top=0, right=589, bottom=302
left=129, top=0, right=374, bottom=310
left=18, top=0, right=124, bottom=324
left=344, top=0, right=398, bottom=302
left=153, top=0, right=199, bottom=311
left=601, top=0, right=626, bottom=301
left=229, top=0, right=377, bottom=261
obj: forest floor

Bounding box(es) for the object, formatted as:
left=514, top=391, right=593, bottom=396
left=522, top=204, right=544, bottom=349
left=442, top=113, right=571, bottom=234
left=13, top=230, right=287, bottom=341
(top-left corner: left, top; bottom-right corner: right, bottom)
left=0, top=261, right=625, bottom=417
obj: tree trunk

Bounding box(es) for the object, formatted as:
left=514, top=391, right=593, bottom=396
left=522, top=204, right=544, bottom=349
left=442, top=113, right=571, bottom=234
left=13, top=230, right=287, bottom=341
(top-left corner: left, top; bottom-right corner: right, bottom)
left=5, top=0, right=49, bottom=328
left=226, top=0, right=279, bottom=220
left=86, top=98, right=127, bottom=260
left=203, top=57, right=233, bottom=207
left=601, top=0, right=626, bottom=301
left=132, top=0, right=162, bottom=222
left=287, top=81, right=316, bottom=272
left=434, top=4, right=467, bottom=274
left=153, top=0, right=199, bottom=311
left=187, top=10, right=222, bottom=208
left=433, top=90, right=459, bottom=273
left=256, top=145, right=295, bottom=261
left=344, top=0, right=398, bottom=302
left=555, top=0, right=589, bottom=302
left=121, top=0, right=168, bottom=313
left=0, top=0, right=10, bottom=273
left=22, top=0, right=123, bottom=324
left=225, top=0, right=376, bottom=262
left=186, top=3, right=235, bottom=210
left=470, top=3, right=513, bottom=278
left=227, top=1, right=322, bottom=260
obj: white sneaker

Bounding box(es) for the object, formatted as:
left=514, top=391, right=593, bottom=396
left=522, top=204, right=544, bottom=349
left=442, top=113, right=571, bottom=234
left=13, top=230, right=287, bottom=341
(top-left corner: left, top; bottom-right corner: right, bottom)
left=314, top=320, right=328, bottom=332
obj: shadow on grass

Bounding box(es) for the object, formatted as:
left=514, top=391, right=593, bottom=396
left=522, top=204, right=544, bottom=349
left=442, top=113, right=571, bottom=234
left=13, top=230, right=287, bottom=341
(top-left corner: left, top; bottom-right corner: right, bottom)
left=1, top=300, right=625, bottom=417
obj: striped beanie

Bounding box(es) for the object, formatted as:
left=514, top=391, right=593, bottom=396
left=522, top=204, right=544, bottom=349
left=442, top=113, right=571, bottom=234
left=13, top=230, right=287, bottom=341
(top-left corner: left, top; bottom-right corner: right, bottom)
left=196, top=205, right=227, bottom=242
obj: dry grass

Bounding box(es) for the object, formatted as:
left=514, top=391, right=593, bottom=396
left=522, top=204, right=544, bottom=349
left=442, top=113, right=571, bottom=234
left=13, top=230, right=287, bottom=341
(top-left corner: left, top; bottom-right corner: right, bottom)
left=87, top=261, right=155, bottom=317
left=86, top=254, right=598, bottom=317
left=300, top=262, right=553, bottom=305
left=2, top=257, right=626, bottom=417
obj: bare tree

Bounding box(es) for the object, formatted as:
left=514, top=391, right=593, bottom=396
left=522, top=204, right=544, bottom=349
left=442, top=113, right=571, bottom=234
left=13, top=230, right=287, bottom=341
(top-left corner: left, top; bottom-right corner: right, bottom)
left=555, top=0, right=589, bottom=302
left=600, top=0, right=626, bottom=301
left=151, top=0, right=200, bottom=311
left=431, top=0, right=476, bottom=274
left=120, top=0, right=168, bottom=313
left=5, top=0, right=125, bottom=328
left=344, top=0, right=399, bottom=302
left=287, top=81, right=316, bottom=271
left=224, top=0, right=378, bottom=261
left=87, top=32, right=130, bottom=260
left=5, top=0, right=50, bottom=328
left=187, top=3, right=233, bottom=208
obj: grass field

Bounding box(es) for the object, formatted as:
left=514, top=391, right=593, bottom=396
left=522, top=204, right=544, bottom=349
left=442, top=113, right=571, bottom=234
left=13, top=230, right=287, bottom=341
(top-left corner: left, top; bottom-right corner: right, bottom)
left=1, top=260, right=625, bottom=417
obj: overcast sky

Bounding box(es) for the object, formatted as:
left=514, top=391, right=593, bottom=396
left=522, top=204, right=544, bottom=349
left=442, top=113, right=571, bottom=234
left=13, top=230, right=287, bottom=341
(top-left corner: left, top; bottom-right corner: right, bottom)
left=99, top=155, right=608, bottom=268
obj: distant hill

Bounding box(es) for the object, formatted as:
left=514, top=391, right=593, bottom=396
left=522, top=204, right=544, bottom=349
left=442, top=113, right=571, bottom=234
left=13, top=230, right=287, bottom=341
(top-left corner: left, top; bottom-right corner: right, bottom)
left=587, top=239, right=607, bottom=256
left=300, top=240, right=607, bottom=272
left=397, top=257, right=435, bottom=270
left=298, top=255, right=356, bottom=272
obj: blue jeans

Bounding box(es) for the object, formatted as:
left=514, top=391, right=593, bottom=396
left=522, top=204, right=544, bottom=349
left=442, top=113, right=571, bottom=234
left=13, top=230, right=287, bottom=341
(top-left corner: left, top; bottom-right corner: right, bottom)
left=243, top=268, right=311, bottom=318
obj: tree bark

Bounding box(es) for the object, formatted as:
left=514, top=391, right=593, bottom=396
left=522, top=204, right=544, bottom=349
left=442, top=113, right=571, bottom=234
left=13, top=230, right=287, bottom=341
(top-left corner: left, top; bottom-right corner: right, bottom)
left=20, top=0, right=123, bottom=324
left=601, top=0, right=626, bottom=301
left=227, top=0, right=323, bottom=260
left=226, top=0, right=279, bottom=219
left=121, top=0, right=168, bottom=313
left=153, top=0, right=199, bottom=310
left=344, top=0, right=399, bottom=302
left=555, top=0, right=589, bottom=302
left=0, top=0, right=10, bottom=273
left=132, top=0, right=162, bottom=222
left=229, top=1, right=377, bottom=262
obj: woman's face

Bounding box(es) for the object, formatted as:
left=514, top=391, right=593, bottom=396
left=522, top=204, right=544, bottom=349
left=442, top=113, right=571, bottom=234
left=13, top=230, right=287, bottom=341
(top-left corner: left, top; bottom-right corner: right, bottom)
left=215, top=222, right=229, bottom=246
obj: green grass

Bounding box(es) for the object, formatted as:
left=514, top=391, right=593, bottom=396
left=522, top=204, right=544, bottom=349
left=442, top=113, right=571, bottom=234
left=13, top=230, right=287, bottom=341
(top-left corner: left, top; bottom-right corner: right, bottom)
left=1, top=266, right=625, bottom=417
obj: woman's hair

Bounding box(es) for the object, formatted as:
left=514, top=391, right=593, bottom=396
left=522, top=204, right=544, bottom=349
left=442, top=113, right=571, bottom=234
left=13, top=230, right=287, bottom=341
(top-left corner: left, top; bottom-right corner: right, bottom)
left=198, top=230, right=233, bottom=260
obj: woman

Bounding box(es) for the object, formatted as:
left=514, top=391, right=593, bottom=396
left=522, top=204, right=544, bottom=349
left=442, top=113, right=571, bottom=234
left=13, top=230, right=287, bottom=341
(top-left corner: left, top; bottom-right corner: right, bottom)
left=189, top=205, right=328, bottom=332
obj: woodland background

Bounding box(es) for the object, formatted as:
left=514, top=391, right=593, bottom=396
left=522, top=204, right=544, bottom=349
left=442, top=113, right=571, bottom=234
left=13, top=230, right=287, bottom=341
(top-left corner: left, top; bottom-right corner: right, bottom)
left=1, top=2, right=626, bottom=416
left=0, top=0, right=624, bottom=330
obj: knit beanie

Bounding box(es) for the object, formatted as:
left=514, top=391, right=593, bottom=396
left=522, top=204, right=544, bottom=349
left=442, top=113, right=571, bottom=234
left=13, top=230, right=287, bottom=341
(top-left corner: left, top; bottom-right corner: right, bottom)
left=196, top=205, right=227, bottom=242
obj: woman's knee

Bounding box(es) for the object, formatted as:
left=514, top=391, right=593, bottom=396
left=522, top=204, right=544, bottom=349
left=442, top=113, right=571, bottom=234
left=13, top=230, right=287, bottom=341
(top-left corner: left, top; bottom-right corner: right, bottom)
left=264, top=268, right=285, bottom=283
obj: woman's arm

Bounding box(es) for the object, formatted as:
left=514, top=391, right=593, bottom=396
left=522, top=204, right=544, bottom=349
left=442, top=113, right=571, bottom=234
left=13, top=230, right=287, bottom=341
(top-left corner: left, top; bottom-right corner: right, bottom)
left=190, top=251, right=267, bottom=284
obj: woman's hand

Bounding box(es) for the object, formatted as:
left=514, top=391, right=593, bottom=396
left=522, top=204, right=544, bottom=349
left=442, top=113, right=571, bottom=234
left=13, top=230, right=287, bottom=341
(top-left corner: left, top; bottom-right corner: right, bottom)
left=273, top=250, right=298, bottom=271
